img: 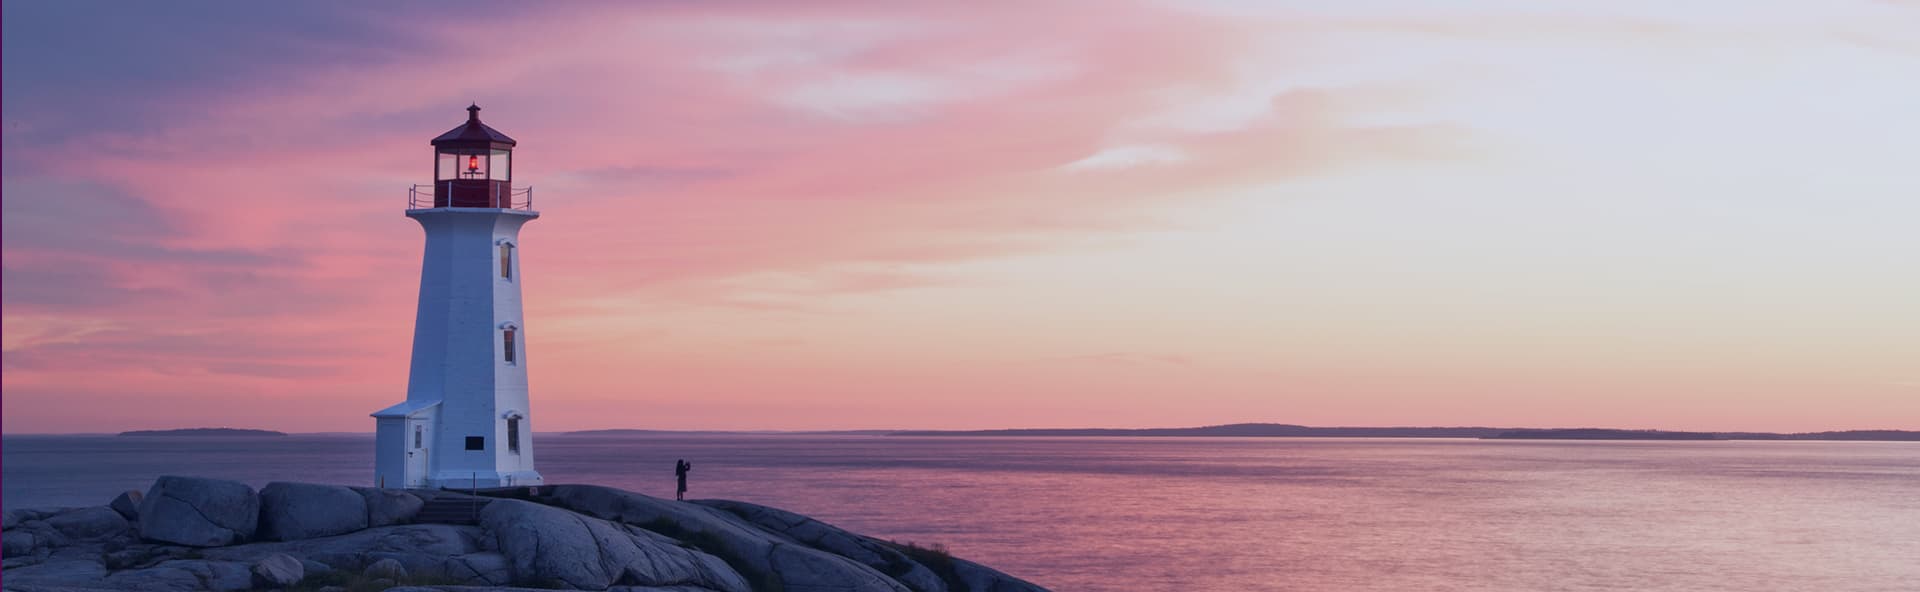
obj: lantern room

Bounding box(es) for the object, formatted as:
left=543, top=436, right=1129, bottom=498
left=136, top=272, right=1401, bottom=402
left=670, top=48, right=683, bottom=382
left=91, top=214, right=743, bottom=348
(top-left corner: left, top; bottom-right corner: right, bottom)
left=425, top=104, right=522, bottom=208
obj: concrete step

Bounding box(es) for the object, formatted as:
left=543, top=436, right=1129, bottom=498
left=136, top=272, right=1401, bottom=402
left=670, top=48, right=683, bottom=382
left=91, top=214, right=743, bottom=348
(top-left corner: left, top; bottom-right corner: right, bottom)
left=413, top=496, right=492, bottom=525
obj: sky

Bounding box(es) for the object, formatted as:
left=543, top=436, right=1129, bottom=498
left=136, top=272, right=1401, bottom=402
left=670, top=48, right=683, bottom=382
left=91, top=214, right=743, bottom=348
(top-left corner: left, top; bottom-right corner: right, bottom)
left=3, top=1, right=1918, bottom=434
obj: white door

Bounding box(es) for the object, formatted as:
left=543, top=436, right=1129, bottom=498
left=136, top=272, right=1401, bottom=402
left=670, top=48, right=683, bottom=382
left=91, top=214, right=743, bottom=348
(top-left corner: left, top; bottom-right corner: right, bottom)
left=405, top=420, right=430, bottom=488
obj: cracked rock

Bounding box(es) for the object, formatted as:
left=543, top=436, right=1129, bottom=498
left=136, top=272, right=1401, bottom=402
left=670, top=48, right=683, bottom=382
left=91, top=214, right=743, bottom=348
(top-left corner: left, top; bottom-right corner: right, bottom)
left=136, top=476, right=259, bottom=547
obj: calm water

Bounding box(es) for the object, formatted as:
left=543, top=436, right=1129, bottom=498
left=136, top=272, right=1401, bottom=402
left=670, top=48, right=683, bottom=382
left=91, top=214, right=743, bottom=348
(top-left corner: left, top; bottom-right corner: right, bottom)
left=5, top=434, right=1918, bottom=591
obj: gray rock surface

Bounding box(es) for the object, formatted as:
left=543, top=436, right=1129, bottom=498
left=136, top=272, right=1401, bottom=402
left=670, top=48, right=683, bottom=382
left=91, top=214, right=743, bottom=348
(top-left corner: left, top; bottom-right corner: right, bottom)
left=1, top=552, right=108, bottom=588
left=537, top=485, right=910, bottom=592
left=5, top=478, right=1049, bottom=592
left=443, top=552, right=513, bottom=586
left=251, top=552, right=305, bottom=588
left=385, top=587, right=732, bottom=592
left=365, top=556, right=409, bottom=580
left=479, top=498, right=749, bottom=591
left=108, top=490, right=144, bottom=520
left=699, top=499, right=948, bottom=592
left=136, top=476, right=259, bottom=547
left=258, top=482, right=368, bottom=541
left=101, top=543, right=198, bottom=571
left=45, top=507, right=129, bottom=542
left=950, top=558, right=1050, bottom=592
left=4, top=529, right=39, bottom=557
left=354, top=487, right=425, bottom=527
left=300, top=557, right=334, bottom=576
left=198, top=523, right=480, bottom=576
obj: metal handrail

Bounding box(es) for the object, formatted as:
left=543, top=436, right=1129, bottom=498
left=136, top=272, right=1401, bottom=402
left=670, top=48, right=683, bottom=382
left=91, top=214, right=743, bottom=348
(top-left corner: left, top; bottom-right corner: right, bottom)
left=408, top=183, right=534, bottom=210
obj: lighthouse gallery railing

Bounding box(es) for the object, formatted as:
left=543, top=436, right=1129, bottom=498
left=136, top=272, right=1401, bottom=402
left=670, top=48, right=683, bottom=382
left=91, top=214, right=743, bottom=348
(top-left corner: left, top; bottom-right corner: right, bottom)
left=409, top=183, right=534, bottom=211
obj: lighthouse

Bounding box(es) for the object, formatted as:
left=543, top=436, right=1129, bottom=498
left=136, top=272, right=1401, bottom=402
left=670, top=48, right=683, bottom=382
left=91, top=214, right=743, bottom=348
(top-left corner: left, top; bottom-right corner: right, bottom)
left=372, top=105, right=543, bottom=489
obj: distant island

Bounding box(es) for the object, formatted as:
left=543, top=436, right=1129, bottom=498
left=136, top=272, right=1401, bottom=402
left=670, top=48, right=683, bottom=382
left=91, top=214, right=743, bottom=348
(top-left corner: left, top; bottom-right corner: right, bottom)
left=117, top=428, right=287, bottom=437
left=566, top=428, right=901, bottom=436
left=1488, top=429, right=1718, bottom=440
left=888, top=424, right=1509, bottom=438
left=887, top=423, right=1920, bottom=442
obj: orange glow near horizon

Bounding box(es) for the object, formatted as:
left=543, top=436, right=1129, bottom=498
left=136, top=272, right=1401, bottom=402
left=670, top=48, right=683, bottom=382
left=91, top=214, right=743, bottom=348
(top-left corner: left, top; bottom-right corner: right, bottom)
left=3, top=2, right=1918, bottom=434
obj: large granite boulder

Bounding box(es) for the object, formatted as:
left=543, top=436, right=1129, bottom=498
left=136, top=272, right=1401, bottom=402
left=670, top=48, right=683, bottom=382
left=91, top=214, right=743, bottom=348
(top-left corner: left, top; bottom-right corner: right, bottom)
left=478, top=497, right=749, bottom=591
left=109, top=490, right=145, bottom=520
left=252, top=552, right=305, bottom=588
left=258, top=482, right=368, bottom=541
left=137, top=476, right=259, bottom=547
left=45, top=507, right=130, bottom=542
left=537, top=485, right=910, bottom=592
left=353, top=487, right=425, bottom=527
left=699, top=499, right=949, bottom=592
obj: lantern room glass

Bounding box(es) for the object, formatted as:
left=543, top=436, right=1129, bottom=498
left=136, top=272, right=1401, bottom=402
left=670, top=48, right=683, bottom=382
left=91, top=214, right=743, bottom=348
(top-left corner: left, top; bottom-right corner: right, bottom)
left=436, top=149, right=509, bottom=181
left=437, top=153, right=459, bottom=180
left=490, top=149, right=511, bottom=181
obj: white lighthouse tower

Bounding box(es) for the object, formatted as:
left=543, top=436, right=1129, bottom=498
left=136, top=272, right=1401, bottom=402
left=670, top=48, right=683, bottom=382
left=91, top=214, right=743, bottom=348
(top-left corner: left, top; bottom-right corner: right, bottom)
left=373, top=105, right=543, bottom=489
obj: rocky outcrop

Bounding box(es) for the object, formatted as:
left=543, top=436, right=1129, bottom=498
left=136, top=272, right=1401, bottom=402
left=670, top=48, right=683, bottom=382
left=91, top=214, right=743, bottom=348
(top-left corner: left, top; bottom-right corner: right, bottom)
left=251, top=553, right=304, bottom=589
left=365, top=557, right=410, bottom=580
left=103, top=559, right=253, bottom=591
left=259, top=482, right=368, bottom=541
left=535, top=485, right=913, bottom=592
left=442, top=552, right=512, bottom=586
left=198, top=523, right=480, bottom=576
left=1, top=479, right=1049, bottom=592
left=479, top=498, right=747, bottom=591
left=136, top=476, right=259, bottom=547
left=109, top=491, right=144, bottom=521
left=697, top=499, right=951, bottom=592
left=44, top=508, right=129, bottom=542
left=356, top=487, right=425, bottom=527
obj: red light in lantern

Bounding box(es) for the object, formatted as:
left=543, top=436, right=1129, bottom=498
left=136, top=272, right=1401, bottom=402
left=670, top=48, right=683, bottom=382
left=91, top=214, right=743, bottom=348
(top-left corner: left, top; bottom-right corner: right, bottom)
left=467, top=155, right=481, bottom=173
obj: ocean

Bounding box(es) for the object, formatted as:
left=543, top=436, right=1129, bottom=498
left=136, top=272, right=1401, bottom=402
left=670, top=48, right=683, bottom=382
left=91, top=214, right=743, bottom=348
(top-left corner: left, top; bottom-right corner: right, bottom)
left=4, top=434, right=1917, bottom=591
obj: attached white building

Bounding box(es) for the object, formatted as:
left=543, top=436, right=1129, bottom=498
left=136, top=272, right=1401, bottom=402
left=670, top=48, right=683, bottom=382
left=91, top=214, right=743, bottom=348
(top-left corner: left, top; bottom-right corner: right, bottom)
left=373, top=105, right=543, bottom=489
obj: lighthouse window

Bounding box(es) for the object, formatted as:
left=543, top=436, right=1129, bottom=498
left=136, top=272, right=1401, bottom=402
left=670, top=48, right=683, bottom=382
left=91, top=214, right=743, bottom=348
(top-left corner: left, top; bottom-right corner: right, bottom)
left=503, top=328, right=516, bottom=364
left=507, top=418, right=521, bottom=454
left=437, top=153, right=460, bottom=180
left=414, top=425, right=422, bottom=449
left=465, top=436, right=485, bottom=451
left=489, top=149, right=511, bottom=181
left=500, top=243, right=513, bottom=280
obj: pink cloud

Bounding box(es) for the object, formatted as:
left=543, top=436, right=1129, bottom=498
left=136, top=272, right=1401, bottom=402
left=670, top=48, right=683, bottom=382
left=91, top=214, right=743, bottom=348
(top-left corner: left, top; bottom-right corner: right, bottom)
left=3, top=2, right=1458, bottom=432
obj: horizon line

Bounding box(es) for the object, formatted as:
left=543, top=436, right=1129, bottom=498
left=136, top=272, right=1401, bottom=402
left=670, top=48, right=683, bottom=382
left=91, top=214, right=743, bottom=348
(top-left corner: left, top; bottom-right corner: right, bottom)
left=11, top=422, right=1916, bottom=437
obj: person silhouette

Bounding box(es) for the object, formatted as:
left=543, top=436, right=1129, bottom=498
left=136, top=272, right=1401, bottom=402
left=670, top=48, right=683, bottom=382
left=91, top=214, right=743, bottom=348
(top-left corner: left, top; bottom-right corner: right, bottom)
left=675, top=459, right=692, bottom=501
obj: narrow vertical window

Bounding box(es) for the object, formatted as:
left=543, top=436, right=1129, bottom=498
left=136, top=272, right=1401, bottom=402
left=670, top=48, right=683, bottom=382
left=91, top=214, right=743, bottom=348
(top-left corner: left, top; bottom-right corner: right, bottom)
left=503, top=328, right=516, bottom=364
left=507, top=418, right=521, bottom=454
left=413, top=425, right=422, bottom=449
left=499, top=243, right=513, bottom=280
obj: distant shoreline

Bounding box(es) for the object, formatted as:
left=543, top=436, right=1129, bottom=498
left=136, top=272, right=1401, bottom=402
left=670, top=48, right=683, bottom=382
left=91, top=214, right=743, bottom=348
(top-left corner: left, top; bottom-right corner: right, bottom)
left=116, top=428, right=288, bottom=437
left=883, top=424, right=1920, bottom=442
left=7, top=424, right=1909, bottom=441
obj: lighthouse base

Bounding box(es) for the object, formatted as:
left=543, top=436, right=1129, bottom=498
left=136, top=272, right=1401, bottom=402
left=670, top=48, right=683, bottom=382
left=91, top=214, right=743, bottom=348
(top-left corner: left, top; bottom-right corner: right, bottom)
left=428, top=469, right=544, bottom=490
